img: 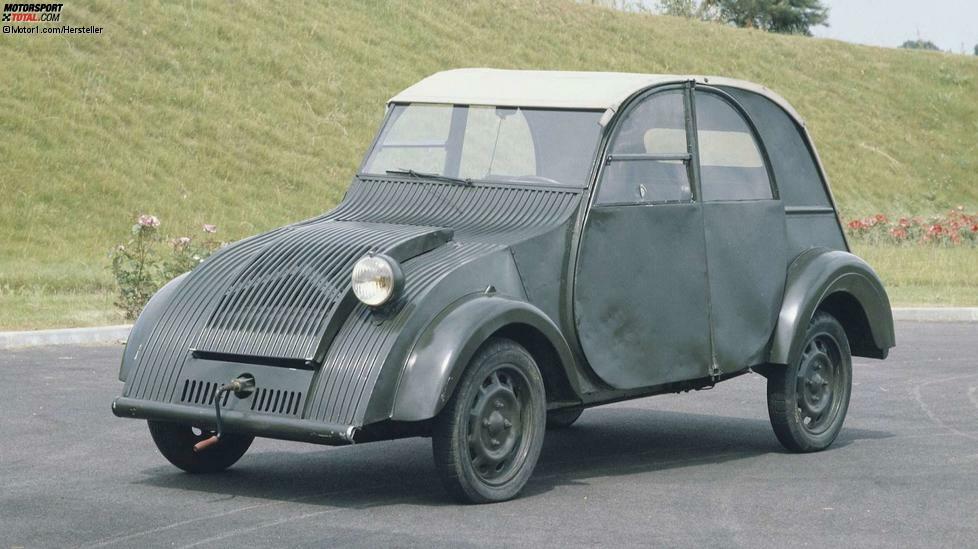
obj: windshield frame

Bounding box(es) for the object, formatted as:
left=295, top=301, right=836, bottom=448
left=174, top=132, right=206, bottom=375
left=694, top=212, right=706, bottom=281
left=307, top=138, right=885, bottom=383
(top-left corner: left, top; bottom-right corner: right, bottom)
left=358, top=102, right=606, bottom=189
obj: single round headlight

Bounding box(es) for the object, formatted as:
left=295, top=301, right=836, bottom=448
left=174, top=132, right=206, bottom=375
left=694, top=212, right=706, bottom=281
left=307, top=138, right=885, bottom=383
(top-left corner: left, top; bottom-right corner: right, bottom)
left=351, top=253, right=403, bottom=307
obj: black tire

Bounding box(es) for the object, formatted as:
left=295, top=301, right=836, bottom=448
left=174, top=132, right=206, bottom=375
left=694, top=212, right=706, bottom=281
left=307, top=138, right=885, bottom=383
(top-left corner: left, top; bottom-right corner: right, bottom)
left=148, top=420, right=253, bottom=473
left=767, top=311, right=852, bottom=452
left=546, top=408, right=583, bottom=429
left=432, top=338, right=547, bottom=503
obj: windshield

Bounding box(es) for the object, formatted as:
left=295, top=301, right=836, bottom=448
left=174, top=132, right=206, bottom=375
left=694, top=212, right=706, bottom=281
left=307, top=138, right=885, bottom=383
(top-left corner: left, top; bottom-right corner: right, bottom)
left=361, top=104, right=603, bottom=187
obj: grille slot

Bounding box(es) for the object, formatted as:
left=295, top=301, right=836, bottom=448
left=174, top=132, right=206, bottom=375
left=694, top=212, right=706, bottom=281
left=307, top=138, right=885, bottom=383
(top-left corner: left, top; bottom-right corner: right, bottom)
left=179, top=379, right=230, bottom=406
left=250, top=387, right=302, bottom=416
left=191, top=222, right=442, bottom=363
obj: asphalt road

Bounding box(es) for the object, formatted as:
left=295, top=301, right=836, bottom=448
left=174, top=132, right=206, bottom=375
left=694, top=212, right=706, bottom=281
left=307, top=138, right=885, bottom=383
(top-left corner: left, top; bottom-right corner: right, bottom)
left=2, top=321, right=977, bottom=548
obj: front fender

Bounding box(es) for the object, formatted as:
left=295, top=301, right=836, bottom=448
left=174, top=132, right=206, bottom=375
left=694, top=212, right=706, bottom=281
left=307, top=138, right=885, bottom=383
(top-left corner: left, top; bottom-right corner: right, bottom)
left=769, top=248, right=895, bottom=366
left=389, top=293, right=577, bottom=422
left=118, top=273, right=188, bottom=381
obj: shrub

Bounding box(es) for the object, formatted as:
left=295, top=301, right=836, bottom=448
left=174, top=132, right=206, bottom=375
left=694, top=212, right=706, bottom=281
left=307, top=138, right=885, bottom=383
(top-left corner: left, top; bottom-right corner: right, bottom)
left=110, top=215, right=223, bottom=320
left=845, top=208, right=978, bottom=247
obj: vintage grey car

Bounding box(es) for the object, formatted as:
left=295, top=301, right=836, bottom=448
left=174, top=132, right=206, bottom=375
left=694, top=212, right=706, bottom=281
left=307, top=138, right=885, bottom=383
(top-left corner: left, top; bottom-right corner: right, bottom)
left=113, top=69, right=895, bottom=503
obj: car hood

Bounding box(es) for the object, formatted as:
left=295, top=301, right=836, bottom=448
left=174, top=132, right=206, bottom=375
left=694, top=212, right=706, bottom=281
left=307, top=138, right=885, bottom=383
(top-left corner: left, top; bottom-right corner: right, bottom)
left=188, top=220, right=454, bottom=365
left=123, top=176, right=584, bottom=406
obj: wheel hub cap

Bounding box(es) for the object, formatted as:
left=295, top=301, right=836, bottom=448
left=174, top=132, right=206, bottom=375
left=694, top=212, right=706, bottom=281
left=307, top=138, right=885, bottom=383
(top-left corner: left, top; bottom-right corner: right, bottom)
left=796, top=335, right=842, bottom=434
left=467, top=370, right=525, bottom=483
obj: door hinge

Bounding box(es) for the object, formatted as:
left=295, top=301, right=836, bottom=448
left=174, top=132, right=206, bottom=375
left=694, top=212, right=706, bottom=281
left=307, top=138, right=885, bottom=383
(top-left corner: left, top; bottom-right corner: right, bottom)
left=709, top=362, right=722, bottom=382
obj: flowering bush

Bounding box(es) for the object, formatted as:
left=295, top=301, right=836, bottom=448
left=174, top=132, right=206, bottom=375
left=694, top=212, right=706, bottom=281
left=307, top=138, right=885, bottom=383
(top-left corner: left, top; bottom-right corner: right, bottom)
left=110, top=215, right=224, bottom=319
left=845, top=208, right=978, bottom=247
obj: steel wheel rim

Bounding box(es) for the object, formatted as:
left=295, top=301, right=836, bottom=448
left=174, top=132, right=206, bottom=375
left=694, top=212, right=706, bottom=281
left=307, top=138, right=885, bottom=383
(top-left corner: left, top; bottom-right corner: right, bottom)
left=464, top=364, right=535, bottom=486
left=795, top=332, right=845, bottom=435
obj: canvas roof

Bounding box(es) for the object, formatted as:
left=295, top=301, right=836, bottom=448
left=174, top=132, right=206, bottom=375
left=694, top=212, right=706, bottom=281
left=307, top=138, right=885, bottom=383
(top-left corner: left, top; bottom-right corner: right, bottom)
left=389, top=68, right=803, bottom=124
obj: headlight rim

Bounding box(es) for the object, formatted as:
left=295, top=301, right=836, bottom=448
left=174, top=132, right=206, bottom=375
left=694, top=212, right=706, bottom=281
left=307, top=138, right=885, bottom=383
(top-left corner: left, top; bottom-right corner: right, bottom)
left=351, top=252, right=404, bottom=308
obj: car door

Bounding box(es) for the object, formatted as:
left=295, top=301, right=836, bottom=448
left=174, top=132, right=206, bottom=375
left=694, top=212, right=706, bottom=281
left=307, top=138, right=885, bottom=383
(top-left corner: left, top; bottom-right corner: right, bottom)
left=693, top=87, right=787, bottom=372
left=574, top=85, right=714, bottom=390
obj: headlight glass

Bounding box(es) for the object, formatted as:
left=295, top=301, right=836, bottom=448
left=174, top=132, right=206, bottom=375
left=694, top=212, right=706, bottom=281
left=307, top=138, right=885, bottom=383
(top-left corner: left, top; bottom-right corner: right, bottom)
left=351, top=254, right=401, bottom=307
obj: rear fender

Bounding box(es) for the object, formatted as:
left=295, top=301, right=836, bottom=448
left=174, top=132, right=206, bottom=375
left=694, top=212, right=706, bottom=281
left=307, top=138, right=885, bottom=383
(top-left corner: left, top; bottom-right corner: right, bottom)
left=769, top=248, right=895, bottom=366
left=389, top=293, right=578, bottom=422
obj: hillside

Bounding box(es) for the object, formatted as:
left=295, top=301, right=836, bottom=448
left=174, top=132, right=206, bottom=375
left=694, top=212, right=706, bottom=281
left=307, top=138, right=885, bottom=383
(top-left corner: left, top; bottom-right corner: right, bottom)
left=2, top=0, right=977, bottom=328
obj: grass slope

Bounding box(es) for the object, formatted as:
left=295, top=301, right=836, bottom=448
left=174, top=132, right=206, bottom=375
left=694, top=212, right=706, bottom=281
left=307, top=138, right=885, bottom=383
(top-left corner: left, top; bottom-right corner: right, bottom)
left=2, top=0, right=977, bottom=328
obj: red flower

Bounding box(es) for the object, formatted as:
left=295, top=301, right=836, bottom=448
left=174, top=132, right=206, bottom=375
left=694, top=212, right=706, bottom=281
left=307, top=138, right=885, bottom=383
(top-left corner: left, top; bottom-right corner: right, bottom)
left=971, top=224, right=978, bottom=233
left=874, top=214, right=887, bottom=223
left=889, top=227, right=907, bottom=239
left=898, top=217, right=911, bottom=228
left=927, top=224, right=944, bottom=235
left=847, top=219, right=865, bottom=230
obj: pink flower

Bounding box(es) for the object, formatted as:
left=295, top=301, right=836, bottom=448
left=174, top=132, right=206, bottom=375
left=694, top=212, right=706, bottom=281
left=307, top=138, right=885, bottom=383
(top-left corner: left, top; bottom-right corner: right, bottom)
left=889, top=227, right=907, bottom=240
left=202, top=224, right=217, bottom=234
left=171, top=236, right=192, bottom=248
left=137, top=214, right=160, bottom=228
left=847, top=219, right=865, bottom=230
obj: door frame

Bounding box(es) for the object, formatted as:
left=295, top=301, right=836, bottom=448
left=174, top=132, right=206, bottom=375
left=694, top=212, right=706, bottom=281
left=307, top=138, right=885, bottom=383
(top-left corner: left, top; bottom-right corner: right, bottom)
left=569, top=81, right=718, bottom=389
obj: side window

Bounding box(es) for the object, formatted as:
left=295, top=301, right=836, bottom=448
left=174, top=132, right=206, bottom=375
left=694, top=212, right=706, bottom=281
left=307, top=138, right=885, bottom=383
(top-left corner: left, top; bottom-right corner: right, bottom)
left=597, top=90, right=692, bottom=205
left=695, top=92, right=773, bottom=201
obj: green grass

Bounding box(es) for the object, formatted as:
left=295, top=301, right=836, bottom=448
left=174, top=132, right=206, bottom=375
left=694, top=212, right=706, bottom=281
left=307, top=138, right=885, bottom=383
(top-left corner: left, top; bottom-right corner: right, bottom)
left=852, top=244, right=978, bottom=307
left=1, top=0, right=976, bottom=329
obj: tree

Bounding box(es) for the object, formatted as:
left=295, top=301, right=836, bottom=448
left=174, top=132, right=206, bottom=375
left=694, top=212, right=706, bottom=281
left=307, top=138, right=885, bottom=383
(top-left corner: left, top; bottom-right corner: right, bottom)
left=658, top=0, right=698, bottom=17
left=699, top=0, right=829, bottom=35
left=900, top=39, right=940, bottom=51
left=973, top=44, right=977, bottom=56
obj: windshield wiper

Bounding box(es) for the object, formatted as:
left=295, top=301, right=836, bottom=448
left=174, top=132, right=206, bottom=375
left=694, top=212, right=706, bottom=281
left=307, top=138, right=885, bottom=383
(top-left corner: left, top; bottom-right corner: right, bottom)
left=386, top=169, right=473, bottom=187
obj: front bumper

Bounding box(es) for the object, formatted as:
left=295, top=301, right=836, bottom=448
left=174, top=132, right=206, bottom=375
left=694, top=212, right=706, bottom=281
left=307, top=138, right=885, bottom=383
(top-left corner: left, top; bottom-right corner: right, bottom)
left=111, top=397, right=357, bottom=446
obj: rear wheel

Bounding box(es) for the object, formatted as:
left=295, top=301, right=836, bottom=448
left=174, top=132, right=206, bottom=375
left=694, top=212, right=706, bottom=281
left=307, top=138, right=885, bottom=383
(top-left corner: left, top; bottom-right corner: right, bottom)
left=432, top=338, right=546, bottom=503
left=766, top=311, right=852, bottom=452
left=148, top=420, right=253, bottom=473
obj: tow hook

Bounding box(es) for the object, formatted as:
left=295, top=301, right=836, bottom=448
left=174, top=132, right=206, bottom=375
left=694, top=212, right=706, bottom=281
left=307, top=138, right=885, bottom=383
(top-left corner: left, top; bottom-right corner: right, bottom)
left=193, top=375, right=255, bottom=453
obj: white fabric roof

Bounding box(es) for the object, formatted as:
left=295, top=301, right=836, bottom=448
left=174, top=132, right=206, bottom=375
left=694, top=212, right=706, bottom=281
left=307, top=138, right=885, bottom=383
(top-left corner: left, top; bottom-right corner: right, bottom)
left=389, top=68, right=803, bottom=124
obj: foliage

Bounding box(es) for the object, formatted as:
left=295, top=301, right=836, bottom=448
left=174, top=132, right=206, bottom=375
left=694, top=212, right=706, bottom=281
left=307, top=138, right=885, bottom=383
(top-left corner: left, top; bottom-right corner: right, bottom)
left=974, top=44, right=977, bottom=56
left=845, top=208, right=978, bottom=247
left=109, top=215, right=223, bottom=319
left=657, top=0, right=698, bottom=17
left=699, top=0, right=829, bottom=35
left=900, top=39, right=941, bottom=51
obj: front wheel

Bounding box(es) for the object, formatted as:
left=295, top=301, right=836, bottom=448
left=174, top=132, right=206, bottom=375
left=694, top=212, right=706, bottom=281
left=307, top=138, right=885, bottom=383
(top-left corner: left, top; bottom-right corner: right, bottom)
left=432, top=338, right=547, bottom=503
left=766, top=311, right=852, bottom=452
left=148, top=420, right=253, bottom=473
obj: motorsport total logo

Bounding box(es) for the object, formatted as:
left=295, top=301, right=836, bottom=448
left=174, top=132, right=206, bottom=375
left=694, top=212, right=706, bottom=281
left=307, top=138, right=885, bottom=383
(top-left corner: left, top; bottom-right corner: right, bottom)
left=3, top=3, right=103, bottom=34
left=2, top=3, right=63, bottom=22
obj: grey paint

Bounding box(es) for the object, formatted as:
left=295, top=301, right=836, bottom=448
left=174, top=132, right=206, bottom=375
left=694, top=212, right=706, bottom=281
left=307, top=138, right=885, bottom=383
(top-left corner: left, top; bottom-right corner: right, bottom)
left=769, top=248, right=895, bottom=366
left=575, top=203, right=712, bottom=389
left=119, top=272, right=187, bottom=382
left=702, top=200, right=788, bottom=372
left=389, top=293, right=578, bottom=422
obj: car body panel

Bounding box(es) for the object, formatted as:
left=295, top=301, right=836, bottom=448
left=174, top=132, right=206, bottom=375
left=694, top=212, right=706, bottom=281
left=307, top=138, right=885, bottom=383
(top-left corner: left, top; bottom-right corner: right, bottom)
left=113, top=70, right=894, bottom=447
left=574, top=202, right=713, bottom=389
left=702, top=200, right=787, bottom=372
left=770, top=248, right=895, bottom=366
left=388, top=293, right=579, bottom=422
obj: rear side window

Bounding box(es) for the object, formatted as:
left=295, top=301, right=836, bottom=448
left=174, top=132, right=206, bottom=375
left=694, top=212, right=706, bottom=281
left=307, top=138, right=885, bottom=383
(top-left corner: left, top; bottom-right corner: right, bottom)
left=720, top=87, right=832, bottom=208
left=597, top=90, right=692, bottom=205
left=695, top=92, right=773, bottom=201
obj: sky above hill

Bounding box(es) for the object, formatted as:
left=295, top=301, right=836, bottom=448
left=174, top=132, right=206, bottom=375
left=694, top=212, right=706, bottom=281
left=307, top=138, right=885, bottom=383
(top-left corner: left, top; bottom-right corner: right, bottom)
left=810, top=0, right=977, bottom=53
